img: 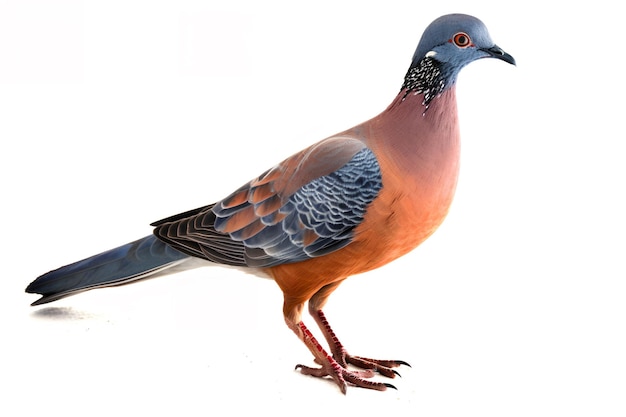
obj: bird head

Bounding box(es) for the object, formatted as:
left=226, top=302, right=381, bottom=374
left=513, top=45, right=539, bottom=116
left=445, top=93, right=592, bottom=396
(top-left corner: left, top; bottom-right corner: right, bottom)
left=412, top=14, right=515, bottom=77
left=402, top=14, right=515, bottom=108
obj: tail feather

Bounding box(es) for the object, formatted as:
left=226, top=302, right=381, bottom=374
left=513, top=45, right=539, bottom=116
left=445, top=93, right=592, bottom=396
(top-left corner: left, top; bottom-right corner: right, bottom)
left=26, top=235, right=190, bottom=306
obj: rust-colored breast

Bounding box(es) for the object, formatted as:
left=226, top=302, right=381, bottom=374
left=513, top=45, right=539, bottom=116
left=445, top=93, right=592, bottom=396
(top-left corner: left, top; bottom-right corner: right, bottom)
left=267, top=89, right=461, bottom=304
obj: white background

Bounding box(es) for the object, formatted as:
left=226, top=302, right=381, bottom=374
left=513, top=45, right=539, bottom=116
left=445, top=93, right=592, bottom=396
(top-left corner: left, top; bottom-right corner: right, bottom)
left=2, top=1, right=625, bottom=416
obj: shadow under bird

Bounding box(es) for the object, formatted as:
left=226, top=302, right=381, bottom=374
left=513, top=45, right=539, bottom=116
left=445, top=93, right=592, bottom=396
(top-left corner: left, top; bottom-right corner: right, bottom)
left=27, top=14, right=515, bottom=393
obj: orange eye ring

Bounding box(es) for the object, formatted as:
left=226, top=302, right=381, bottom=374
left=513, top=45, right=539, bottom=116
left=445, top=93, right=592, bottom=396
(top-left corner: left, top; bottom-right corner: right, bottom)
left=452, top=32, right=472, bottom=48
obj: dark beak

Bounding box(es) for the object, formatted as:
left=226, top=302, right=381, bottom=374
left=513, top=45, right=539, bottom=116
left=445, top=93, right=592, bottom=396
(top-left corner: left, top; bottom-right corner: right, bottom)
left=481, top=45, right=516, bottom=66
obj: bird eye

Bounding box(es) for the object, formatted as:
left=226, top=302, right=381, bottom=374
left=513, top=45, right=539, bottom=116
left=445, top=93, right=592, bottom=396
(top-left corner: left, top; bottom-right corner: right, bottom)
left=452, top=32, right=472, bottom=48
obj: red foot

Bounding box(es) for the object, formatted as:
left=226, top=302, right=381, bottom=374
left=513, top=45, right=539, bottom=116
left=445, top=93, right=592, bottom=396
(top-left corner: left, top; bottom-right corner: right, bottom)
left=295, top=321, right=408, bottom=393
left=295, top=359, right=396, bottom=393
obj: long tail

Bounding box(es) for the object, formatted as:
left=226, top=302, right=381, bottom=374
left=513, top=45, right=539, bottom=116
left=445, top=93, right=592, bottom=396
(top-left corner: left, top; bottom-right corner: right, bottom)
left=26, top=235, right=190, bottom=306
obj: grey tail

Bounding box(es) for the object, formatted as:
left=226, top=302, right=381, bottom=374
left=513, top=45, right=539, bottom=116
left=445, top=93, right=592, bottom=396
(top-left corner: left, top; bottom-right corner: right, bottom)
left=26, top=235, right=190, bottom=306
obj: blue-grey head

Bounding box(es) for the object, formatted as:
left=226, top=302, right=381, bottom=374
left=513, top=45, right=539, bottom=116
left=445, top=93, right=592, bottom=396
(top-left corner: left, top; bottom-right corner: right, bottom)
left=402, top=14, right=515, bottom=107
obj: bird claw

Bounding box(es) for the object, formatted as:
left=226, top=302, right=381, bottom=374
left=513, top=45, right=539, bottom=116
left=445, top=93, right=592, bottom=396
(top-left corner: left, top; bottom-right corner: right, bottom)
left=295, top=354, right=409, bottom=393
left=296, top=362, right=391, bottom=393
left=343, top=355, right=410, bottom=379
left=293, top=314, right=409, bottom=392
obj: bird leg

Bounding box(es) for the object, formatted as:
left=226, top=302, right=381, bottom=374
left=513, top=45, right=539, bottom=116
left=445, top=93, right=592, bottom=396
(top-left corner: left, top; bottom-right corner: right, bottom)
left=310, top=308, right=410, bottom=379
left=285, top=283, right=408, bottom=393
left=288, top=318, right=395, bottom=394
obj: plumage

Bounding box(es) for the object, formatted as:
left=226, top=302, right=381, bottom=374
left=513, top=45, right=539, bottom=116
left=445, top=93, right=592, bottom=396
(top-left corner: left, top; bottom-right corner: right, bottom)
left=26, top=14, right=514, bottom=393
left=25, top=235, right=188, bottom=306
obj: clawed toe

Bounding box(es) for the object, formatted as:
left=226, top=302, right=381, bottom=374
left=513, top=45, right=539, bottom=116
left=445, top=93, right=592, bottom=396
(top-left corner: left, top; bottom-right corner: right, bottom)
left=290, top=311, right=410, bottom=393
left=343, top=355, right=410, bottom=379
left=295, top=361, right=394, bottom=393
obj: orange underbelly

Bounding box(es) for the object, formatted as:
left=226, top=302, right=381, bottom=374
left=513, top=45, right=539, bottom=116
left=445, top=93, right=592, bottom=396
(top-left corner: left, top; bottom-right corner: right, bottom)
left=353, top=178, right=455, bottom=271
left=267, top=167, right=458, bottom=304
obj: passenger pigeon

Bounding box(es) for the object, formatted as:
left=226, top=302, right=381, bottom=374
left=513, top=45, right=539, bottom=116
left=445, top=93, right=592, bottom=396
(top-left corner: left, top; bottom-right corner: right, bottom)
left=27, top=14, right=515, bottom=393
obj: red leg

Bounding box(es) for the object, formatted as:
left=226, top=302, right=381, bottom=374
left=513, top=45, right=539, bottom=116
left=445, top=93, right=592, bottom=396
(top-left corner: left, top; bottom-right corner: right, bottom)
left=288, top=320, right=395, bottom=393
left=311, top=308, right=410, bottom=378
left=283, top=282, right=408, bottom=393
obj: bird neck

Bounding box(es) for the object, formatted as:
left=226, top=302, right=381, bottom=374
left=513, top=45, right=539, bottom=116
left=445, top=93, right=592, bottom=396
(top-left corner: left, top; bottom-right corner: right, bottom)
left=366, top=87, right=460, bottom=186
left=400, top=57, right=454, bottom=111
left=381, top=85, right=460, bottom=145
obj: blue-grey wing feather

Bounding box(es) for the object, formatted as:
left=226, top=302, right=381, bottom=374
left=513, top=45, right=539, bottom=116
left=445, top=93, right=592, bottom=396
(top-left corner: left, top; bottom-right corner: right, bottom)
left=153, top=145, right=382, bottom=268
left=223, top=147, right=382, bottom=266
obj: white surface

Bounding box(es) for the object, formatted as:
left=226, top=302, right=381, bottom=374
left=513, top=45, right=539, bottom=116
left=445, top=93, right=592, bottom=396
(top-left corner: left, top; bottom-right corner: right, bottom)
left=2, top=1, right=625, bottom=416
